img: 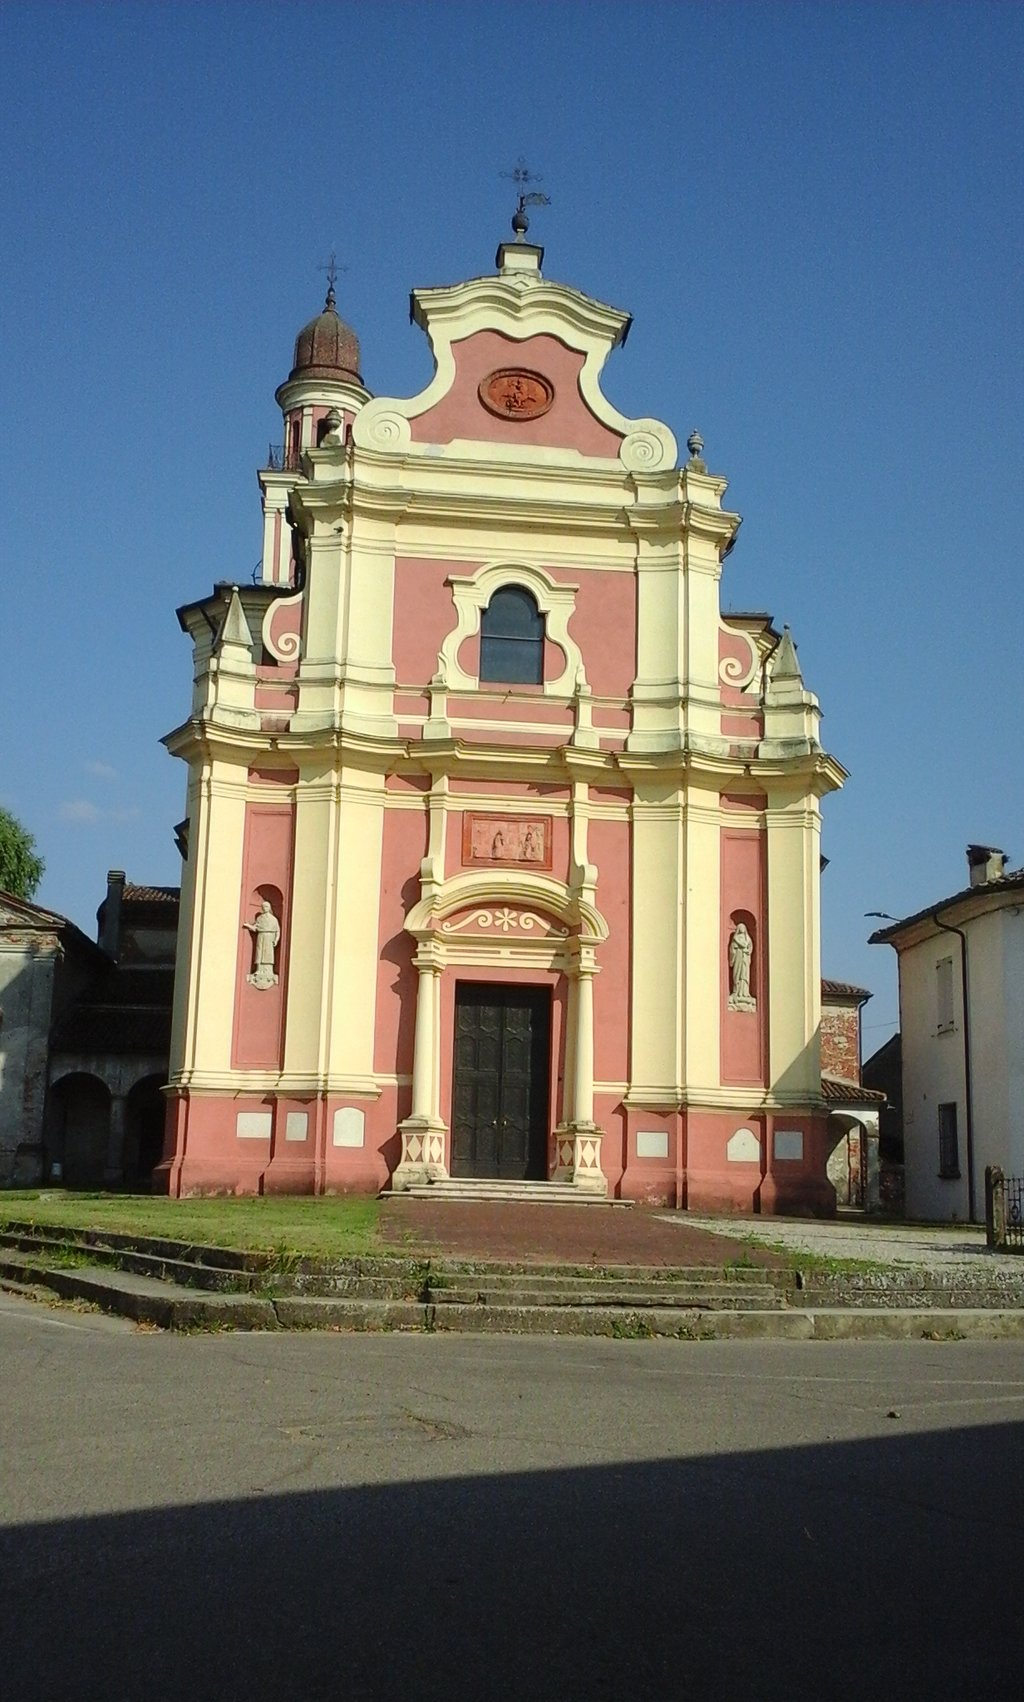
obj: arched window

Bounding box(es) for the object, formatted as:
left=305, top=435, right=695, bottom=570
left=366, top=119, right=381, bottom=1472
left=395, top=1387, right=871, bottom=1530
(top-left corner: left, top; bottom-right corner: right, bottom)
left=479, top=586, right=544, bottom=685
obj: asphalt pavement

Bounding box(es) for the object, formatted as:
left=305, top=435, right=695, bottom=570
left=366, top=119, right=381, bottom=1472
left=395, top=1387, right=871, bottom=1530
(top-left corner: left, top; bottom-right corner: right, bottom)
left=2, top=1291, right=1023, bottom=1700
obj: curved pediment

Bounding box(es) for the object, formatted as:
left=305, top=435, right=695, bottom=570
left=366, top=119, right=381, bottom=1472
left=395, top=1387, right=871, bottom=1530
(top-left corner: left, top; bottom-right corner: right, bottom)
left=354, top=252, right=677, bottom=472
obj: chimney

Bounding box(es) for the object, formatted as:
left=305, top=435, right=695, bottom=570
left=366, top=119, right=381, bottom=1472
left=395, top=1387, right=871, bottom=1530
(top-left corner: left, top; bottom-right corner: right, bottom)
left=966, top=844, right=1006, bottom=888
left=99, top=869, right=126, bottom=958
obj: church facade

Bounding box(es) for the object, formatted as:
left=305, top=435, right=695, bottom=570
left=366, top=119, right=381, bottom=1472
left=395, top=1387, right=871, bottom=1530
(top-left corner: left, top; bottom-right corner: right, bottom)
left=158, top=232, right=845, bottom=1212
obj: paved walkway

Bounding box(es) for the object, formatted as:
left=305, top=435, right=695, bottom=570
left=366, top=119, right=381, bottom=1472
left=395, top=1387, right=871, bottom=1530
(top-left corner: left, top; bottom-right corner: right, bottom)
left=680, top=1214, right=1024, bottom=1273
left=381, top=1197, right=1024, bottom=1274
left=379, top=1197, right=788, bottom=1269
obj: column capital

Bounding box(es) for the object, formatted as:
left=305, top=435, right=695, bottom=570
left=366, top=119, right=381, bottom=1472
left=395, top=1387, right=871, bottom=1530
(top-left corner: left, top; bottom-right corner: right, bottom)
left=412, top=941, right=445, bottom=973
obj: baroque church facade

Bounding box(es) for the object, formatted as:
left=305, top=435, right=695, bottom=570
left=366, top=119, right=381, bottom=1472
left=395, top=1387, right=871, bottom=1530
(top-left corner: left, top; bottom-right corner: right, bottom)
left=158, top=229, right=845, bottom=1212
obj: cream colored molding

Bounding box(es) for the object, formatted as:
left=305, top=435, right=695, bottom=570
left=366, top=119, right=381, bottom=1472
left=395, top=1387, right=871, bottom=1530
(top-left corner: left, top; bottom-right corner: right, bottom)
left=169, top=1071, right=384, bottom=1098
left=441, top=907, right=570, bottom=940
left=438, top=559, right=583, bottom=695
left=261, top=590, right=304, bottom=663
left=406, top=869, right=609, bottom=944
left=717, top=621, right=760, bottom=692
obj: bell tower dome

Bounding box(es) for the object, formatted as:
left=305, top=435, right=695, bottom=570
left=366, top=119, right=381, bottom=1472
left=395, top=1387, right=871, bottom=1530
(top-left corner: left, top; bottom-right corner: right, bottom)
left=274, top=277, right=371, bottom=468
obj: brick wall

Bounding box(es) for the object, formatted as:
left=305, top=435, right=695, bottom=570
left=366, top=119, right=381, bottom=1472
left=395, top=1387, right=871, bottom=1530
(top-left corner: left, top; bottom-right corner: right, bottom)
left=821, top=1002, right=861, bottom=1083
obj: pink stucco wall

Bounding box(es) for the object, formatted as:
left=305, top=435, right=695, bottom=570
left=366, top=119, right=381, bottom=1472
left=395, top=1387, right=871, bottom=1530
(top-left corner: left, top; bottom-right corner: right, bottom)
left=720, top=826, right=767, bottom=1086
left=231, top=800, right=294, bottom=1072
left=376, top=803, right=428, bottom=1077
left=411, top=331, right=624, bottom=457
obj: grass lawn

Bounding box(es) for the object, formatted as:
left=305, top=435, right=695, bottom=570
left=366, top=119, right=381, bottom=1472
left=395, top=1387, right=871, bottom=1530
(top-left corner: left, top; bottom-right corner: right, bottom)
left=0, top=1191, right=383, bottom=1259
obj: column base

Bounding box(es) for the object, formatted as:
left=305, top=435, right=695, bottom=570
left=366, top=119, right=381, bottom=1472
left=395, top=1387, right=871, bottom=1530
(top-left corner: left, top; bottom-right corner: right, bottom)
left=393, top=1118, right=449, bottom=1190
left=552, top=1123, right=608, bottom=1196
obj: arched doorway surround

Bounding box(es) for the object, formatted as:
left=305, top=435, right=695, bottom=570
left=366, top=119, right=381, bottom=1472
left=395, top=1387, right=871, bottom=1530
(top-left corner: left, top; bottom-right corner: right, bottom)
left=124, top=1074, right=168, bottom=1186
left=46, top=1073, right=111, bottom=1188
left=393, top=871, right=609, bottom=1194
left=827, top=1108, right=881, bottom=1211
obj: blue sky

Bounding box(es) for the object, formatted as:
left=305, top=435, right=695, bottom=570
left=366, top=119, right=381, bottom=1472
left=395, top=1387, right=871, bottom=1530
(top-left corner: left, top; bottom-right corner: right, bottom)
left=2, top=1, right=1021, bottom=1050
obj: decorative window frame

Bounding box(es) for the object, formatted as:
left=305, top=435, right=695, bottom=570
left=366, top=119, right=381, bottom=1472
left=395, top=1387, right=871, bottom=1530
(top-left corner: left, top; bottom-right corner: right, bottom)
left=438, top=561, right=584, bottom=696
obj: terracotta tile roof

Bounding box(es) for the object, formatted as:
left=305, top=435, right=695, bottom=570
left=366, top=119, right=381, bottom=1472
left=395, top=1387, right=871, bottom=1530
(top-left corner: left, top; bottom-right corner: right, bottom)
left=122, top=885, right=180, bottom=906
left=821, top=1075, right=886, bottom=1105
left=821, top=977, right=872, bottom=1000
left=869, top=868, right=1024, bottom=943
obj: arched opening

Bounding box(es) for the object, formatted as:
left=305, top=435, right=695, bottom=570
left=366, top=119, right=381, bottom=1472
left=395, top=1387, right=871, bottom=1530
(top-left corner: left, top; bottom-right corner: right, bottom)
left=479, top=585, right=544, bottom=685
left=124, top=1075, right=167, bottom=1188
left=46, top=1074, right=111, bottom=1188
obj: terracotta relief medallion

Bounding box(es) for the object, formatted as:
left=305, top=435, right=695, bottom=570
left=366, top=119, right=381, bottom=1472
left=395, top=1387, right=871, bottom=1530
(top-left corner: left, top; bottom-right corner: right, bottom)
left=463, top=812, right=553, bottom=871
left=479, top=368, right=554, bottom=421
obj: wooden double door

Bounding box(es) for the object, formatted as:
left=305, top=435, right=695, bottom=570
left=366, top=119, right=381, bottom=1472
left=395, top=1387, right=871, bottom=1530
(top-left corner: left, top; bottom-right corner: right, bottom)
left=451, top=983, right=551, bottom=1180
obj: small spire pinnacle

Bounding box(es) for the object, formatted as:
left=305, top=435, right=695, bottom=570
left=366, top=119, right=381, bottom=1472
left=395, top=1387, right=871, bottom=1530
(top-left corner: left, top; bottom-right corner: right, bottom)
left=771, top=625, right=804, bottom=684
left=686, top=430, right=707, bottom=473
left=501, top=156, right=550, bottom=241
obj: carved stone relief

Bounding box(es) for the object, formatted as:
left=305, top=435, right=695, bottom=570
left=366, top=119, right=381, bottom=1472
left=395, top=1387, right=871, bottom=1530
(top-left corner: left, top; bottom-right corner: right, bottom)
left=462, top=813, right=553, bottom=870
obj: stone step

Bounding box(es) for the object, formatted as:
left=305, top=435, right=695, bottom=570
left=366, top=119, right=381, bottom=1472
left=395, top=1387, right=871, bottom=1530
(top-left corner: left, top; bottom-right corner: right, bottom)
left=0, top=1230, right=261, bottom=1294
left=431, top=1257, right=776, bottom=1283
left=422, top=1304, right=1024, bottom=1340
left=425, top=1264, right=774, bottom=1288
left=796, top=1285, right=1024, bottom=1310
left=396, top=1181, right=623, bottom=1206
left=428, top=1283, right=784, bottom=1311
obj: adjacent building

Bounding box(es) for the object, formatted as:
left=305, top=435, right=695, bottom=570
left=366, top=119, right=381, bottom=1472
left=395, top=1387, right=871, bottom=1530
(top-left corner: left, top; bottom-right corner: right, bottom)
left=159, top=228, right=848, bottom=1211
left=0, top=874, right=175, bottom=1188
left=819, top=979, right=884, bottom=1210
left=871, top=845, right=1024, bottom=1222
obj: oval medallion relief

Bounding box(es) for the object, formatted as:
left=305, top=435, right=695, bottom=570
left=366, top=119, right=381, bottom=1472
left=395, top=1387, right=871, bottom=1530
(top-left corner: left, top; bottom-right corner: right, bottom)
left=479, top=368, right=554, bottom=421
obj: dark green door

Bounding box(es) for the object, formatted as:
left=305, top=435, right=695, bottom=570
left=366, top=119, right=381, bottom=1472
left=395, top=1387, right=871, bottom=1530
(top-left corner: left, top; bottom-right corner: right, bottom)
left=451, top=984, right=551, bottom=1179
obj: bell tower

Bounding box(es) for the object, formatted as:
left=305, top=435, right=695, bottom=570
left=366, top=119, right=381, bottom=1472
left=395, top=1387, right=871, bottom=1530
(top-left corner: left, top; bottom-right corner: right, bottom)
left=257, top=266, right=371, bottom=586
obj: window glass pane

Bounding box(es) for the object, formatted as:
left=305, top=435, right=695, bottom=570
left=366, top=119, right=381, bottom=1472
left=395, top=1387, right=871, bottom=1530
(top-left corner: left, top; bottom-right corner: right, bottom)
left=480, top=587, right=544, bottom=684
left=480, top=635, right=543, bottom=685
left=482, top=586, right=544, bottom=640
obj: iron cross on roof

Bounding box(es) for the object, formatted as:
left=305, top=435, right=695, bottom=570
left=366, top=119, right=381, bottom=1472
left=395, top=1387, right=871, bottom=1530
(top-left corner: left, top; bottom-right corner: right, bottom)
left=501, top=157, right=551, bottom=239
left=316, top=249, right=348, bottom=309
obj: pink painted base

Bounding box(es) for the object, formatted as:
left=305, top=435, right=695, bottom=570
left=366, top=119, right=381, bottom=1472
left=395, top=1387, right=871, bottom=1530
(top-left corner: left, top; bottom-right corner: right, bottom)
left=155, top=1090, right=836, bottom=1216
left=157, top=1091, right=396, bottom=1199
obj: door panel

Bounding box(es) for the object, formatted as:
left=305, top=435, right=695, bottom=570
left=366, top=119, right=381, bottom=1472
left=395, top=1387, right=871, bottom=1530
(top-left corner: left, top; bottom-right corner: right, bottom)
left=450, top=984, right=551, bottom=1179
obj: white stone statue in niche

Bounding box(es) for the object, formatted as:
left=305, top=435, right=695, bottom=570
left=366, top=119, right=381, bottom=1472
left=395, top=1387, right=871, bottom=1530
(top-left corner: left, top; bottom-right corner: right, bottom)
left=728, top=921, right=756, bottom=1012
left=243, top=900, right=281, bottom=989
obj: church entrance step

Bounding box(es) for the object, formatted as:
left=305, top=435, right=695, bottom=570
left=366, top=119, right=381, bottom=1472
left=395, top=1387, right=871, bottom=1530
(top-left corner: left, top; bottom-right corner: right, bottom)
left=392, top=1179, right=626, bottom=1207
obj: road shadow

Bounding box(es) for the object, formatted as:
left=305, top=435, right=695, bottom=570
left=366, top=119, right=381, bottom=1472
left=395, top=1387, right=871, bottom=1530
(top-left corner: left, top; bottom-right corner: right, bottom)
left=3, top=1419, right=1021, bottom=1700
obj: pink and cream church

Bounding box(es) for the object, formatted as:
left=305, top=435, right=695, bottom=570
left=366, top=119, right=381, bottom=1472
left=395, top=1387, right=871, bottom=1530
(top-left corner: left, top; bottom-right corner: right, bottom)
left=157, top=222, right=846, bottom=1214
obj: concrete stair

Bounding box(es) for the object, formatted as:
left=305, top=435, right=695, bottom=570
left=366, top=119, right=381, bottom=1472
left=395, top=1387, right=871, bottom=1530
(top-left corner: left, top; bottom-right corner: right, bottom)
left=392, top=1178, right=627, bottom=1206
left=6, top=1218, right=1024, bottom=1338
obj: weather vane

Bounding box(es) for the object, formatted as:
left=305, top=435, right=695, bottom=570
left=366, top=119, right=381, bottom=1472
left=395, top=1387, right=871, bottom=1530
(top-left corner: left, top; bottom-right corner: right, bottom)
left=316, top=249, right=347, bottom=307
left=501, top=157, right=551, bottom=240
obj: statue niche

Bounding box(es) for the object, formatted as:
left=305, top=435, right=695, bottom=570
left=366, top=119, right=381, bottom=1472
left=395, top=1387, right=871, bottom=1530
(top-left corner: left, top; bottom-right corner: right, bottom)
left=242, top=898, right=281, bottom=990
left=727, top=917, right=756, bottom=1013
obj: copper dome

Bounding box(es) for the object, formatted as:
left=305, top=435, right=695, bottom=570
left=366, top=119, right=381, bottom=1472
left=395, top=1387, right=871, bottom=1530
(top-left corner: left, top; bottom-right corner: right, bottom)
left=288, top=287, right=362, bottom=384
